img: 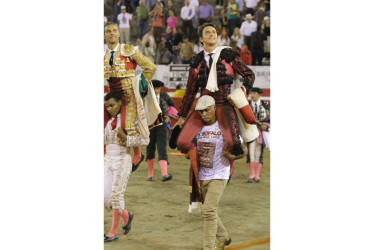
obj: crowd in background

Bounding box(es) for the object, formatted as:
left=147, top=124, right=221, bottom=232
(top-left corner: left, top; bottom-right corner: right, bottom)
left=104, top=0, right=270, bottom=65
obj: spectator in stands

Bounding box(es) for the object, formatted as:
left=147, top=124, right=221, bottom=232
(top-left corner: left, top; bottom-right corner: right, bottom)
left=156, top=42, right=172, bottom=64
left=104, top=16, right=108, bottom=26
left=250, top=24, right=267, bottom=65
left=217, top=27, right=230, bottom=46
left=150, top=1, right=164, bottom=46
left=165, top=0, right=176, bottom=18
left=166, top=9, right=178, bottom=34
left=240, top=44, right=252, bottom=65
left=244, top=0, right=259, bottom=15
left=198, top=0, right=214, bottom=26
left=164, top=27, right=174, bottom=53
left=227, top=0, right=240, bottom=37
left=231, top=27, right=243, bottom=49
left=142, top=27, right=156, bottom=50
left=264, top=0, right=270, bottom=17
left=135, top=0, right=149, bottom=39
left=144, top=41, right=156, bottom=63
left=124, top=0, right=134, bottom=13
left=190, top=0, right=199, bottom=29
left=117, top=6, right=133, bottom=44
left=236, top=0, right=244, bottom=14
left=135, top=38, right=144, bottom=54
left=181, top=0, right=195, bottom=40
left=220, top=9, right=229, bottom=30
left=262, top=16, right=270, bottom=59
left=181, top=36, right=195, bottom=64
left=253, top=1, right=267, bottom=26
left=193, top=39, right=203, bottom=54
left=230, top=39, right=241, bottom=55
left=240, top=13, right=257, bottom=50
left=173, top=26, right=183, bottom=47
left=113, top=0, right=124, bottom=23
left=216, top=0, right=223, bottom=9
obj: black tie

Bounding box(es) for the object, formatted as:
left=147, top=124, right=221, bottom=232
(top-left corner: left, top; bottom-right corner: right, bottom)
left=208, top=53, right=213, bottom=68
left=255, top=103, right=258, bottom=118
left=109, top=51, right=115, bottom=67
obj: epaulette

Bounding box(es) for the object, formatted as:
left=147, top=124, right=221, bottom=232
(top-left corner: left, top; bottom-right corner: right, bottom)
left=220, top=47, right=236, bottom=63
left=121, top=44, right=136, bottom=57
left=190, top=51, right=204, bottom=68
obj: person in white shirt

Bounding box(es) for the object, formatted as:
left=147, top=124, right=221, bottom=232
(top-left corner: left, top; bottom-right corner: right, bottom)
left=191, top=95, right=247, bottom=249
left=180, top=0, right=195, bottom=39
left=231, top=27, right=244, bottom=49
left=244, top=0, right=260, bottom=15
left=117, top=6, right=133, bottom=44
left=240, top=13, right=257, bottom=50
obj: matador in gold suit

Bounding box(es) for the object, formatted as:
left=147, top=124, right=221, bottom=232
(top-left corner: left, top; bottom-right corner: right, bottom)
left=104, top=22, right=157, bottom=168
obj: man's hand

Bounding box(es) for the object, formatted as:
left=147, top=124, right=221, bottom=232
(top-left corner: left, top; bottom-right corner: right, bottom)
left=173, top=117, right=185, bottom=129
left=117, top=127, right=127, bottom=140
left=260, top=124, right=268, bottom=131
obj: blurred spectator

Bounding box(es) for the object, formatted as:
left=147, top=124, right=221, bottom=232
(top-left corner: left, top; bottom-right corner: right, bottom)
left=253, top=1, right=267, bottom=26
left=231, top=27, right=244, bottom=49
left=193, top=39, right=203, bottom=54
left=165, top=0, right=176, bottom=17
left=262, top=16, right=270, bottom=59
left=142, top=27, right=156, bottom=50
left=135, top=0, right=149, bottom=39
left=150, top=2, right=164, bottom=45
left=181, top=0, right=195, bottom=40
left=135, top=38, right=144, bottom=54
left=244, top=0, right=259, bottom=15
left=113, top=0, right=124, bottom=23
left=240, top=13, right=257, bottom=50
left=173, top=27, right=183, bottom=46
left=240, top=45, right=252, bottom=65
left=180, top=36, right=195, bottom=64
left=220, top=9, right=229, bottom=30
left=190, top=0, right=199, bottom=29
left=125, top=0, right=134, bottom=13
left=250, top=24, right=267, bottom=65
left=198, top=0, right=214, bottom=26
left=230, top=40, right=241, bottom=55
left=217, top=27, right=230, bottom=46
left=144, top=41, right=156, bottom=63
left=264, top=0, right=270, bottom=17
left=236, top=0, right=244, bottom=14
left=117, top=6, right=133, bottom=44
left=156, top=42, right=172, bottom=64
left=165, top=27, right=174, bottom=53
left=216, top=0, right=223, bottom=9
left=166, top=9, right=178, bottom=34
left=227, top=0, right=240, bottom=37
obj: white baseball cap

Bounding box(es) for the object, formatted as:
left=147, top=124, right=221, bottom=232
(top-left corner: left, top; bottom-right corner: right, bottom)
left=195, top=95, right=215, bottom=110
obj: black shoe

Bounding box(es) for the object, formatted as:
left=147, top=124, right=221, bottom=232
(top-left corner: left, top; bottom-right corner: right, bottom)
left=122, top=212, right=134, bottom=235
left=132, top=154, right=145, bottom=172
left=255, top=178, right=260, bottom=183
left=247, top=178, right=254, bottom=183
left=104, top=234, right=118, bottom=242
left=161, top=174, right=173, bottom=182
left=147, top=177, right=153, bottom=181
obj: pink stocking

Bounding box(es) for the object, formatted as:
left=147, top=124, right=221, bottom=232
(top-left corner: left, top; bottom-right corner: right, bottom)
left=159, top=160, right=168, bottom=176
left=255, top=162, right=262, bottom=180
left=147, top=159, right=155, bottom=178
left=249, top=162, right=255, bottom=179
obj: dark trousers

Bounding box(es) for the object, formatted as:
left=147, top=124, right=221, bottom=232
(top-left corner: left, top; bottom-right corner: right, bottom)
left=153, top=27, right=162, bottom=45
left=146, top=124, right=168, bottom=161
left=244, top=35, right=251, bottom=49
left=183, top=20, right=193, bottom=39
left=138, top=20, right=148, bottom=39
left=228, top=19, right=236, bottom=37
left=251, top=48, right=264, bottom=65
left=199, top=18, right=209, bottom=26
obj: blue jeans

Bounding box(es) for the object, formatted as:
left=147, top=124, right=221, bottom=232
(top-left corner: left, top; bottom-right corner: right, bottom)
left=228, top=19, right=236, bottom=37
left=138, top=20, right=148, bottom=39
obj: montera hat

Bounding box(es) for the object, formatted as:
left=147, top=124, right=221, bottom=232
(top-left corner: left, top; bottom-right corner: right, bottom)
left=251, top=87, right=263, bottom=94
left=151, top=79, right=165, bottom=88
left=195, top=95, right=215, bottom=110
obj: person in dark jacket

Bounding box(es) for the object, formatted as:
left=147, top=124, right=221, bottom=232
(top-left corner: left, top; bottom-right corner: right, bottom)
left=146, top=80, right=175, bottom=182
left=250, top=24, right=267, bottom=65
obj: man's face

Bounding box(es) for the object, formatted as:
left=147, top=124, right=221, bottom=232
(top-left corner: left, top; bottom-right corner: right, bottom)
left=140, top=0, right=145, bottom=6
left=104, top=24, right=120, bottom=44
left=121, top=8, right=126, bottom=13
left=186, top=0, right=190, bottom=6
left=104, top=98, right=122, bottom=117
left=200, top=26, right=217, bottom=46
left=198, top=105, right=216, bottom=124
left=148, top=29, right=154, bottom=35
left=250, top=91, right=260, bottom=102
left=154, top=87, right=161, bottom=95
left=203, top=0, right=207, bottom=5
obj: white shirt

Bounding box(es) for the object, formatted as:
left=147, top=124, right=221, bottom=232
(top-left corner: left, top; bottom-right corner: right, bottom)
left=244, top=0, right=260, bottom=8
left=117, top=13, right=132, bottom=28
left=107, top=44, right=119, bottom=55
left=203, top=47, right=218, bottom=68
left=240, top=20, right=257, bottom=36
left=196, top=121, right=230, bottom=180
left=231, top=35, right=244, bottom=48
left=181, top=5, right=195, bottom=20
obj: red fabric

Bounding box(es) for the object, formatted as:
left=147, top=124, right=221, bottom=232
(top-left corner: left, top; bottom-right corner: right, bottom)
left=240, top=45, right=252, bottom=65
left=111, top=116, right=118, bottom=130
left=239, top=105, right=256, bottom=124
